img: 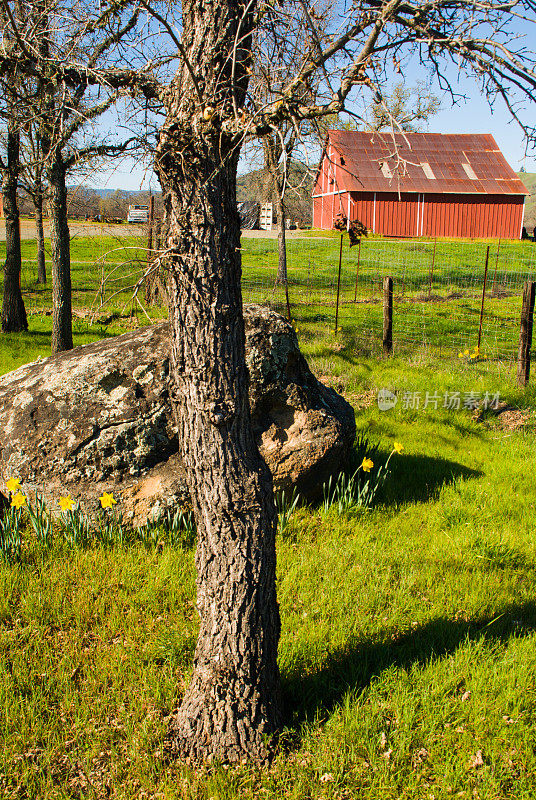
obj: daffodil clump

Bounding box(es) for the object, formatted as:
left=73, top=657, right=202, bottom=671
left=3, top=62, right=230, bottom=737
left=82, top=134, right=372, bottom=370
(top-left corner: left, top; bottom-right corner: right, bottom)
left=1, top=477, right=122, bottom=558
left=322, top=439, right=404, bottom=516
left=458, top=345, right=487, bottom=362
left=1, top=477, right=195, bottom=563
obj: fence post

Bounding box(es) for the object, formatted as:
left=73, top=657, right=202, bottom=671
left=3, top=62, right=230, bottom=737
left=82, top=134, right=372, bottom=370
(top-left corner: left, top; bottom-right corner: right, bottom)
left=383, top=276, right=393, bottom=355
left=517, top=281, right=536, bottom=387
left=477, top=245, right=490, bottom=351
left=353, top=238, right=361, bottom=303
left=334, top=234, right=343, bottom=335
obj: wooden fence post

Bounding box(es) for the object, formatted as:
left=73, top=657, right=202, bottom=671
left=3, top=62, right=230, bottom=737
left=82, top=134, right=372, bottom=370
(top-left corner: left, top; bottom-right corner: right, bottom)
left=284, top=279, right=292, bottom=323
left=383, top=276, right=393, bottom=355
left=334, top=234, right=343, bottom=335
left=517, top=281, right=536, bottom=387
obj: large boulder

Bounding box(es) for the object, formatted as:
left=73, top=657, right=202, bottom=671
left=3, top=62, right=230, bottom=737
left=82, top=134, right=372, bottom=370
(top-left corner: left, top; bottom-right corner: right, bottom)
left=0, top=305, right=355, bottom=525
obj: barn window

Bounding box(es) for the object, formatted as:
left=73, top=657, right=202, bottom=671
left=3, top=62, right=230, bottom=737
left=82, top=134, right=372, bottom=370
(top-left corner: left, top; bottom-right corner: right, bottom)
left=462, top=162, right=478, bottom=179
left=380, top=161, right=392, bottom=178
left=421, top=162, right=436, bottom=179
left=340, top=156, right=345, bottom=165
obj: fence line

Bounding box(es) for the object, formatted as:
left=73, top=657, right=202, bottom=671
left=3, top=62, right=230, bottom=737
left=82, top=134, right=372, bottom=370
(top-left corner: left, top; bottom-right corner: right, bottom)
left=241, top=235, right=536, bottom=363
left=13, top=229, right=536, bottom=367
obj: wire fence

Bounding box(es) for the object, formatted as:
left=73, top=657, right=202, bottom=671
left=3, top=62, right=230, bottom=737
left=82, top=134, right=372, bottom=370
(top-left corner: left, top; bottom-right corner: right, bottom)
left=241, top=235, right=536, bottom=362
left=14, top=225, right=536, bottom=364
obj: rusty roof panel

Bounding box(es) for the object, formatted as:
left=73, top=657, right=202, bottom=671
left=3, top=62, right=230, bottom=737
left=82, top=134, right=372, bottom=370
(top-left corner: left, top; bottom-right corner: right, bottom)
left=326, top=131, right=528, bottom=196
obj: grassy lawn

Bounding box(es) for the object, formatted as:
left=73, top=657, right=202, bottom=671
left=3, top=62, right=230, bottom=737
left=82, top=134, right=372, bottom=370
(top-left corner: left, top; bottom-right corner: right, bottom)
left=1, top=233, right=536, bottom=798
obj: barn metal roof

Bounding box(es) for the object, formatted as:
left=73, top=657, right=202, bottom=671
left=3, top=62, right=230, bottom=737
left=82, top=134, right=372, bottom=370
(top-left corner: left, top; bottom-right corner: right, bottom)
left=325, top=131, right=528, bottom=196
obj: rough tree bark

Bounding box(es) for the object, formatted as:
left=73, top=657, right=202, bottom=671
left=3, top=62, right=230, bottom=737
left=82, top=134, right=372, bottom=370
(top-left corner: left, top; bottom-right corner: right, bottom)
left=34, top=184, right=47, bottom=285
left=48, top=151, right=73, bottom=353
left=1, top=126, right=28, bottom=333
left=155, top=0, right=282, bottom=764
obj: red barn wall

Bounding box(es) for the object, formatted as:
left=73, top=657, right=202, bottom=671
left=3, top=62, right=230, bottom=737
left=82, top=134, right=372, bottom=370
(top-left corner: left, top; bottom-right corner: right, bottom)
left=313, top=189, right=524, bottom=239
left=418, top=194, right=524, bottom=239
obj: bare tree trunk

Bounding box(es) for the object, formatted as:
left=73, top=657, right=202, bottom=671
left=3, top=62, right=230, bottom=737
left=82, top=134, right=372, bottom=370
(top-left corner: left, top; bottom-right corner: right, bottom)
left=263, top=139, right=287, bottom=286
left=155, top=2, right=281, bottom=763
left=157, top=134, right=282, bottom=765
left=1, top=128, right=28, bottom=333
left=49, top=152, right=72, bottom=352
left=275, top=190, right=288, bottom=285
left=35, top=186, right=47, bottom=285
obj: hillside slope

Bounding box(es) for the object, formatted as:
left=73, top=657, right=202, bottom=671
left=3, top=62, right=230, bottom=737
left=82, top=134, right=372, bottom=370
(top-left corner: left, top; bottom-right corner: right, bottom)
left=518, top=172, right=535, bottom=232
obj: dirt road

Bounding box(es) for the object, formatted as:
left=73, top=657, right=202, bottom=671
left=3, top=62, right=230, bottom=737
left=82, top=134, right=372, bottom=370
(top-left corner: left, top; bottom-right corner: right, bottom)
left=1, top=220, right=319, bottom=241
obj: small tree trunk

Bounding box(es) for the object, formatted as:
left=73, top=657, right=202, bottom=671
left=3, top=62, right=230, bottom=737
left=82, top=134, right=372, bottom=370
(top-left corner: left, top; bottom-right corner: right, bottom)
left=156, top=122, right=281, bottom=767
left=275, top=192, right=288, bottom=285
left=48, top=152, right=72, bottom=353
left=35, top=188, right=47, bottom=285
left=1, top=128, right=28, bottom=333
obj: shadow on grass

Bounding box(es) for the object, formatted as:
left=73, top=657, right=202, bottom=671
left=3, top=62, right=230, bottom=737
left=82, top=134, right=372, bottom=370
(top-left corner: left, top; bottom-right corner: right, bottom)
left=283, top=600, right=536, bottom=734
left=383, top=452, right=481, bottom=506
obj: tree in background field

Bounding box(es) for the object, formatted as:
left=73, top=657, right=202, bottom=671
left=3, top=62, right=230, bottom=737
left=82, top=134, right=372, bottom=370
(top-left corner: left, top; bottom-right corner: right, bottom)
left=370, top=81, right=441, bottom=131
left=0, top=0, right=141, bottom=352
left=245, top=3, right=332, bottom=283
left=19, top=121, right=48, bottom=285
left=0, top=1, right=28, bottom=332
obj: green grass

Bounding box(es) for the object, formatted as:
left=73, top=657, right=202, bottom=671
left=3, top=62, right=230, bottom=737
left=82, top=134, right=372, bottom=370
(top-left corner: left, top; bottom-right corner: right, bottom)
left=2, top=232, right=536, bottom=798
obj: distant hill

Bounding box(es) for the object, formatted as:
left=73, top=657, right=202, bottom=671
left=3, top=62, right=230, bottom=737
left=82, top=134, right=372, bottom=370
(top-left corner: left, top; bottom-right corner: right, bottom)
left=237, top=161, right=315, bottom=225
left=518, top=172, right=536, bottom=233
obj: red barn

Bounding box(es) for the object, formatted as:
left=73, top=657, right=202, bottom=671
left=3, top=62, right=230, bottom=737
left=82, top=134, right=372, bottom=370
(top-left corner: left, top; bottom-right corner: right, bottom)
left=312, top=131, right=529, bottom=239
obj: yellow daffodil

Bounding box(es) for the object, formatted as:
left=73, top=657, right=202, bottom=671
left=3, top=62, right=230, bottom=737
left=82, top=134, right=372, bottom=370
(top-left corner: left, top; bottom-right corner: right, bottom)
left=361, top=457, right=374, bottom=472
left=393, top=441, right=404, bottom=454
left=58, top=495, right=74, bottom=512
left=458, top=352, right=464, bottom=358
left=10, top=492, right=27, bottom=510
left=99, top=491, right=117, bottom=509
left=463, top=349, right=470, bottom=356
left=6, top=476, right=21, bottom=493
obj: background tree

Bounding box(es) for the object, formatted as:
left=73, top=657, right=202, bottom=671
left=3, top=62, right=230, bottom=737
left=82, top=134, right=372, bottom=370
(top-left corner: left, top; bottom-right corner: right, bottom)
left=370, top=80, right=441, bottom=131
left=245, top=4, right=331, bottom=283
left=19, top=121, right=48, bottom=285
left=66, top=185, right=101, bottom=219
left=0, top=0, right=141, bottom=351
left=0, top=2, right=28, bottom=332
left=1, top=115, right=28, bottom=332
